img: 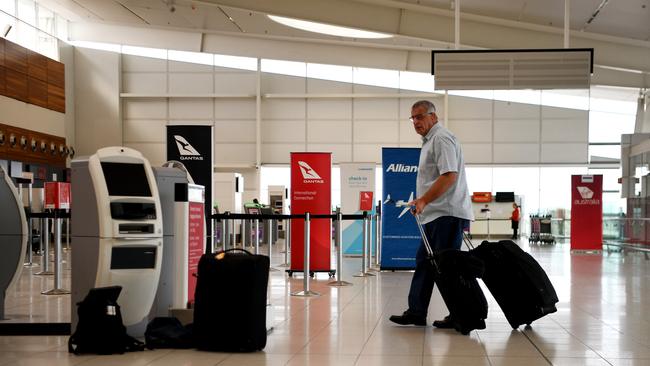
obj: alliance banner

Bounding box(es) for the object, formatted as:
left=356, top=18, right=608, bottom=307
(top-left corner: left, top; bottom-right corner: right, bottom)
left=290, top=152, right=332, bottom=272
left=381, top=147, right=420, bottom=270
left=570, top=174, right=603, bottom=251
left=340, top=162, right=376, bottom=255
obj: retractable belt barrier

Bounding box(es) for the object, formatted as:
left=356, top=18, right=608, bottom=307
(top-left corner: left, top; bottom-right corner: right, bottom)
left=27, top=210, right=71, bottom=295
left=209, top=212, right=374, bottom=295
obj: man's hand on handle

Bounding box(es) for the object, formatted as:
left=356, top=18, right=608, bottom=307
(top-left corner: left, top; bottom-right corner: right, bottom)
left=408, top=198, right=427, bottom=215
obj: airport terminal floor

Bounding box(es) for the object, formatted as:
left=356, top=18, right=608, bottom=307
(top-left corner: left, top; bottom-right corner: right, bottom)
left=1, top=239, right=649, bottom=366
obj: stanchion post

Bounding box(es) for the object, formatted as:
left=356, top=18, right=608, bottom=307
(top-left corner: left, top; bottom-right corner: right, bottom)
left=329, top=208, right=352, bottom=286
left=279, top=219, right=290, bottom=267
left=354, top=212, right=373, bottom=277
left=220, top=219, right=226, bottom=252
left=229, top=218, right=235, bottom=249
left=242, top=219, right=248, bottom=249
left=254, top=219, right=260, bottom=255
left=376, top=204, right=382, bottom=268
left=42, top=211, right=70, bottom=295
left=268, top=218, right=279, bottom=271
left=368, top=212, right=379, bottom=272
left=291, top=212, right=320, bottom=297
left=65, top=217, right=70, bottom=251
left=35, top=216, right=52, bottom=276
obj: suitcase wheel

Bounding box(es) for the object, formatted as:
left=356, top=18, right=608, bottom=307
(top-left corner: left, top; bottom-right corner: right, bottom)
left=328, top=271, right=336, bottom=278
left=309, top=271, right=314, bottom=278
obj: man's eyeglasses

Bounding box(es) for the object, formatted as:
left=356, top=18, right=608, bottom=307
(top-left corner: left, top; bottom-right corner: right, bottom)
left=409, top=112, right=432, bottom=123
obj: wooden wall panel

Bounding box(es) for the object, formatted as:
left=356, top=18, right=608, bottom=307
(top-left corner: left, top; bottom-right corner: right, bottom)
left=47, top=59, right=64, bottom=88
left=5, top=41, right=27, bottom=74
left=0, top=38, right=5, bottom=67
left=0, top=66, right=5, bottom=95
left=28, top=52, right=48, bottom=81
left=28, top=77, right=48, bottom=108
left=5, top=68, right=27, bottom=102
left=0, top=123, right=67, bottom=167
left=47, top=84, right=65, bottom=113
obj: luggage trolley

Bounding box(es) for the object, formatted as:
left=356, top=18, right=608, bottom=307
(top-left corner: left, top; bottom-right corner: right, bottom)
left=529, top=215, right=555, bottom=244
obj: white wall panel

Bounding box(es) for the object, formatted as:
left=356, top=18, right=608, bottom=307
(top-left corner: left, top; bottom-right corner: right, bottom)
left=123, top=98, right=167, bottom=119
left=215, top=143, right=256, bottom=164
left=262, top=144, right=305, bottom=164
left=542, top=119, right=589, bottom=142
left=122, top=55, right=167, bottom=72
left=354, top=85, right=398, bottom=94
left=124, top=143, right=166, bottom=166
left=448, top=96, right=492, bottom=119
left=399, top=98, right=445, bottom=119
left=168, top=120, right=213, bottom=126
left=214, top=99, right=257, bottom=119
left=542, top=105, right=588, bottom=119
left=262, top=74, right=305, bottom=94
left=122, top=73, right=167, bottom=94
left=214, top=73, right=257, bottom=94
left=168, top=61, right=213, bottom=73
left=169, top=73, right=214, bottom=94
left=307, top=100, right=352, bottom=119
left=494, top=101, right=540, bottom=119
left=353, top=144, right=382, bottom=163
left=308, top=144, right=352, bottom=163
left=493, top=120, right=540, bottom=142
left=214, top=120, right=256, bottom=143
left=448, top=120, right=493, bottom=143
left=399, top=120, right=421, bottom=144
left=493, top=144, right=540, bottom=163
left=307, top=79, right=353, bottom=93
left=124, top=120, right=166, bottom=143
left=169, top=99, right=214, bottom=119
left=262, top=99, right=305, bottom=119
left=262, top=120, right=306, bottom=143
left=354, top=99, right=398, bottom=119
left=462, top=143, right=493, bottom=164
left=308, top=120, right=352, bottom=143
left=354, top=120, right=399, bottom=143
left=541, top=143, right=588, bottom=163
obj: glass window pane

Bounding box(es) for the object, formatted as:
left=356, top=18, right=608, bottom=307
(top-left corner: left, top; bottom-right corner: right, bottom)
left=1, top=0, right=16, bottom=15
left=587, top=168, right=622, bottom=192
left=168, top=50, right=212, bottom=66
left=399, top=71, right=435, bottom=92
left=122, top=45, right=167, bottom=60
left=259, top=166, right=290, bottom=207
left=55, top=13, right=67, bottom=40
left=589, top=111, right=635, bottom=143
left=465, top=167, right=493, bottom=194
left=494, top=89, right=541, bottom=105
left=492, top=167, right=540, bottom=217
left=307, top=62, right=352, bottom=83
left=589, top=145, right=621, bottom=162
left=17, top=0, right=35, bottom=26
left=541, top=89, right=590, bottom=110
left=37, top=5, right=54, bottom=35
left=353, top=66, right=398, bottom=89
left=36, top=32, right=58, bottom=60
left=261, top=59, right=305, bottom=77
left=68, top=40, right=121, bottom=53
left=539, top=166, right=588, bottom=215
left=214, top=54, right=257, bottom=71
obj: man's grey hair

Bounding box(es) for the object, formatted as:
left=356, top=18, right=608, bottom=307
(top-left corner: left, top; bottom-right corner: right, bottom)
left=412, top=100, right=436, bottom=114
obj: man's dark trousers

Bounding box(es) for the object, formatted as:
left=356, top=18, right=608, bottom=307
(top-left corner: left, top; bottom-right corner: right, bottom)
left=407, top=215, right=467, bottom=318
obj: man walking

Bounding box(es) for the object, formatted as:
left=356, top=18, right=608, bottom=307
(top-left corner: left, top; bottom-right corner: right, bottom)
left=389, top=100, right=474, bottom=328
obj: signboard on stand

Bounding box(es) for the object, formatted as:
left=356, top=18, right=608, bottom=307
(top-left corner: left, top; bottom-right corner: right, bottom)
left=381, top=147, right=420, bottom=270
left=290, top=153, right=332, bottom=272
left=570, top=174, right=603, bottom=252
left=166, top=125, right=213, bottom=252
left=340, top=163, right=376, bottom=255
left=186, top=185, right=205, bottom=305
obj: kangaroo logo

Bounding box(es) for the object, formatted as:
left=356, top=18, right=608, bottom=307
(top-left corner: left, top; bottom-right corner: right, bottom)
left=174, top=135, right=201, bottom=156
left=298, top=161, right=322, bottom=180
left=576, top=186, right=594, bottom=199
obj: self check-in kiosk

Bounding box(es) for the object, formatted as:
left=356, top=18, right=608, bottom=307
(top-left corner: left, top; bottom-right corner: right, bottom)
left=152, top=164, right=205, bottom=317
left=0, top=167, right=27, bottom=319
left=71, top=147, right=163, bottom=333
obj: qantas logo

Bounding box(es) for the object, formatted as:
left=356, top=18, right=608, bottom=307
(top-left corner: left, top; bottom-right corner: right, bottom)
left=298, top=161, right=323, bottom=183
left=174, top=135, right=203, bottom=161
left=386, top=164, right=418, bottom=173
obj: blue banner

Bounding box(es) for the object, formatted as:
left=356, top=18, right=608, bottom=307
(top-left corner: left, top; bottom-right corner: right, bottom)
left=381, top=147, right=421, bottom=270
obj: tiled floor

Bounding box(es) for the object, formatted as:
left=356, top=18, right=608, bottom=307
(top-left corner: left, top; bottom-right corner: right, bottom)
left=1, top=239, right=650, bottom=365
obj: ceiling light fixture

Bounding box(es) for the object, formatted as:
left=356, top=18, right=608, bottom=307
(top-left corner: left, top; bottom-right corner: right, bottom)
left=267, top=15, right=392, bottom=39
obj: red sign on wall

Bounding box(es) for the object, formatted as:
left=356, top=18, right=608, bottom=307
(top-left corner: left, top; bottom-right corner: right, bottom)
left=291, top=152, right=331, bottom=272
left=570, top=175, right=603, bottom=251
left=187, top=201, right=204, bottom=304
left=359, top=191, right=374, bottom=211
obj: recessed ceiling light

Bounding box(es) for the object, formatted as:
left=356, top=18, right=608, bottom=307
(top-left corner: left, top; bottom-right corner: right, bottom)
left=268, top=15, right=392, bottom=39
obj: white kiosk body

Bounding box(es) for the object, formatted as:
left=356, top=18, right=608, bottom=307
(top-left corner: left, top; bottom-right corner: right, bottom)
left=71, top=147, right=163, bottom=331
left=0, top=167, right=27, bottom=319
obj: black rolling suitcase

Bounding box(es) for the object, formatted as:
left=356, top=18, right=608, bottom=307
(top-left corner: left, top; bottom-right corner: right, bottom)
left=470, top=240, right=558, bottom=329
left=414, top=215, right=488, bottom=335
left=193, top=249, right=269, bottom=352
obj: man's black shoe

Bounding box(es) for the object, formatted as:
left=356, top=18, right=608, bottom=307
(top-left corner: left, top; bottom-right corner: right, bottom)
left=389, top=311, right=426, bottom=326
left=432, top=315, right=454, bottom=329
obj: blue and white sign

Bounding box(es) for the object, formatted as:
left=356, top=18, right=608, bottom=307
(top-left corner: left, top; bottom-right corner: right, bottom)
left=381, top=147, right=421, bottom=270
left=340, top=163, right=375, bottom=255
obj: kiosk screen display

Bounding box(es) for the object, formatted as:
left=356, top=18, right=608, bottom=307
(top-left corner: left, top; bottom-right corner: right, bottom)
left=101, top=162, right=152, bottom=197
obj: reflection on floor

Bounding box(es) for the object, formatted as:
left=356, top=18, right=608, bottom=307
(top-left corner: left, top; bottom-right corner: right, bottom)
left=1, top=239, right=650, bottom=366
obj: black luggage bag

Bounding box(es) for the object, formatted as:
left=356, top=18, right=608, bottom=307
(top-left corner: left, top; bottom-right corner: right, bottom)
left=414, top=215, right=488, bottom=335
left=193, top=249, right=269, bottom=352
left=470, top=240, right=558, bottom=329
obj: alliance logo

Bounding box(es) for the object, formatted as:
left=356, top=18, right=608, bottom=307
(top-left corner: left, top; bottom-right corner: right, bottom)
left=298, top=161, right=323, bottom=183
left=576, top=186, right=593, bottom=199
left=386, top=164, right=418, bottom=173
left=174, top=135, right=203, bottom=161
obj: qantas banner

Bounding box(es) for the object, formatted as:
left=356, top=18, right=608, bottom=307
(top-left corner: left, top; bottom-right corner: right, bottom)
left=290, top=152, right=332, bottom=272
left=381, top=147, right=420, bottom=270
left=166, top=125, right=213, bottom=252
left=570, top=175, right=603, bottom=251
left=340, top=163, right=376, bottom=255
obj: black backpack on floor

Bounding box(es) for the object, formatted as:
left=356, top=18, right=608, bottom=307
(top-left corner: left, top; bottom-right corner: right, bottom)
left=68, top=286, right=145, bottom=355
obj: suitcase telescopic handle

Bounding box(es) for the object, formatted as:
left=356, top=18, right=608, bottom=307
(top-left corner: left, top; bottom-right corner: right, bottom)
left=414, top=213, right=440, bottom=271
left=219, top=248, right=253, bottom=255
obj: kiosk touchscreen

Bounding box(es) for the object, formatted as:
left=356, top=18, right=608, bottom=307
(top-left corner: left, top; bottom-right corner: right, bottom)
left=71, top=147, right=163, bottom=331
left=0, top=166, right=27, bottom=319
